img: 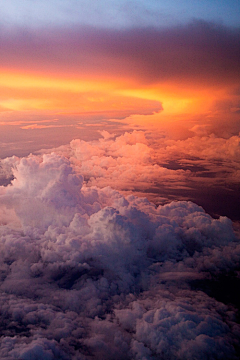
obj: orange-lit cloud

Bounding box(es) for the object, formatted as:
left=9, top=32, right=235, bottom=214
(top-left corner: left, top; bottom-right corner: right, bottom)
left=0, top=70, right=162, bottom=116
left=0, top=21, right=239, bottom=110
left=20, top=124, right=70, bottom=130
left=0, top=20, right=239, bottom=157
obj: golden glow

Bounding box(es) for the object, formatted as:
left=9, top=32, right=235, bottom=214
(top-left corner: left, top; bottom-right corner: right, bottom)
left=118, top=82, right=229, bottom=116
left=0, top=70, right=128, bottom=92
left=0, top=68, right=234, bottom=124
left=0, top=69, right=136, bottom=112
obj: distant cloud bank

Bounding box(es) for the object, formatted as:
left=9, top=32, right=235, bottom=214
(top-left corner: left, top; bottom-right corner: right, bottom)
left=1, top=21, right=239, bottom=87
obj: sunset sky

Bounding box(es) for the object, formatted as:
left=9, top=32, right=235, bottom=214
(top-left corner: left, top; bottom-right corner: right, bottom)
left=0, top=0, right=240, bottom=219
left=0, top=0, right=239, bottom=151
left=0, top=2, right=240, bottom=359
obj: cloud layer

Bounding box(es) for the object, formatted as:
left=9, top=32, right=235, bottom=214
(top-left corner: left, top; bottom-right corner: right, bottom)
left=1, top=21, right=239, bottom=86
left=0, top=133, right=240, bottom=359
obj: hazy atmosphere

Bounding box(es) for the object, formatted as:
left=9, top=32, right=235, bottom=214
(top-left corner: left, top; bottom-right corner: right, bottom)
left=0, top=1, right=240, bottom=359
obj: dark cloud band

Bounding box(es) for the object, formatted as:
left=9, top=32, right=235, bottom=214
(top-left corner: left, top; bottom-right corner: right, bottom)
left=0, top=21, right=239, bottom=85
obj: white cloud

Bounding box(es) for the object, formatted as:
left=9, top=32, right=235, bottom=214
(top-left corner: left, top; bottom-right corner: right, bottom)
left=0, top=138, right=239, bottom=358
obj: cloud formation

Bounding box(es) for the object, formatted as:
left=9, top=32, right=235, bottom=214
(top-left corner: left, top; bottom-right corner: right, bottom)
left=1, top=129, right=240, bottom=216
left=1, top=21, right=239, bottom=87
left=50, top=130, right=240, bottom=204
left=0, top=134, right=240, bottom=359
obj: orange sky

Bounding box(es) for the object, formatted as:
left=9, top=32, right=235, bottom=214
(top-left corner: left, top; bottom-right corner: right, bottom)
left=0, top=67, right=238, bottom=117
left=0, top=22, right=239, bottom=156
left=0, top=20, right=240, bottom=221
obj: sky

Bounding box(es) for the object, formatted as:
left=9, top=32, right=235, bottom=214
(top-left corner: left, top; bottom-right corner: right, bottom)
left=0, top=1, right=240, bottom=359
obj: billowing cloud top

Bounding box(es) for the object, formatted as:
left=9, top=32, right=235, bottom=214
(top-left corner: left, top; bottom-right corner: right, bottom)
left=1, top=3, right=240, bottom=357
left=0, top=132, right=240, bottom=359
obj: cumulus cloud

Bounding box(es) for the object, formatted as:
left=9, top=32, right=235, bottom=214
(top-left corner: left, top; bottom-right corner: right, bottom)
left=2, top=129, right=240, bottom=217
left=0, top=136, right=240, bottom=359
left=161, top=132, right=240, bottom=163
left=65, top=130, right=189, bottom=192
left=155, top=132, right=240, bottom=190
left=43, top=130, right=240, bottom=222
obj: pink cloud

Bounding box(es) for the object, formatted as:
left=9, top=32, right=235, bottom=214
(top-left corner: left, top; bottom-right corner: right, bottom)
left=0, top=142, right=239, bottom=358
